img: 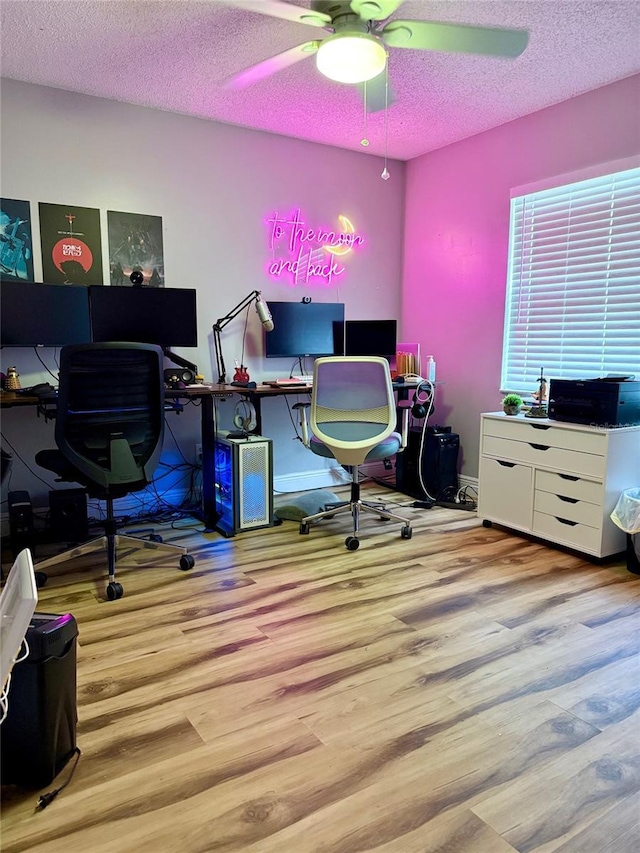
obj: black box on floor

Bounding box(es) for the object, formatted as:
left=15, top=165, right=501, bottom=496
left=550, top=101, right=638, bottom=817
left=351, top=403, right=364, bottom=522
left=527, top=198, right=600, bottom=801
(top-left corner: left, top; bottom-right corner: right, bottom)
left=0, top=613, right=78, bottom=789
left=396, top=427, right=459, bottom=499
left=8, top=490, right=34, bottom=558
left=49, top=487, right=89, bottom=544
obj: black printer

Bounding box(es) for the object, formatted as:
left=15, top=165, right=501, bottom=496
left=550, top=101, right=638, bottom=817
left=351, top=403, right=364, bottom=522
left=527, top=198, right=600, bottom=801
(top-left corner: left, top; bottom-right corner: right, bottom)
left=548, top=377, right=640, bottom=427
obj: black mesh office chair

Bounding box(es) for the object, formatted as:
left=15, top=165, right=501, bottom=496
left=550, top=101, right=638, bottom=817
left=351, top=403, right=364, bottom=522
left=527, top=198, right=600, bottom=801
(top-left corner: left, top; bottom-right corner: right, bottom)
left=35, top=342, right=195, bottom=600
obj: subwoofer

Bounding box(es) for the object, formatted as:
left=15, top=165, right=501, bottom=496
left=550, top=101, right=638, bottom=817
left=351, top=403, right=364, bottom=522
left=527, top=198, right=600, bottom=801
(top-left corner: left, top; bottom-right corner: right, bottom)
left=49, top=488, right=89, bottom=544
left=396, top=428, right=459, bottom=500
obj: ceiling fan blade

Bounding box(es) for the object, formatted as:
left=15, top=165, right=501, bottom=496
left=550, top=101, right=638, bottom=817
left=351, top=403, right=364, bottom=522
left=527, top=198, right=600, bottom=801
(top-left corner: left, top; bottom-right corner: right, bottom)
left=350, top=0, right=404, bottom=21
left=382, top=19, right=529, bottom=57
left=229, top=0, right=330, bottom=28
left=223, top=42, right=319, bottom=89
left=357, top=72, right=396, bottom=113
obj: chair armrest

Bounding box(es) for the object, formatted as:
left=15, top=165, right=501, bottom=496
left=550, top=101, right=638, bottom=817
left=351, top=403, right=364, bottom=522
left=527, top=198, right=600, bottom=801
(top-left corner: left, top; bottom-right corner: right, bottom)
left=399, top=405, right=409, bottom=450
left=292, top=402, right=311, bottom=447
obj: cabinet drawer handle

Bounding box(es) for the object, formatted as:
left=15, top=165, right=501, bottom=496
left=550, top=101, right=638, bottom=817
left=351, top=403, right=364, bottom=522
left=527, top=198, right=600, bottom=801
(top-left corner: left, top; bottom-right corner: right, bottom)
left=559, top=474, right=579, bottom=481
left=531, top=424, right=551, bottom=430
left=557, top=495, right=579, bottom=504
left=556, top=517, right=578, bottom=526
left=497, top=460, right=516, bottom=468
left=530, top=443, right=550, bottom=451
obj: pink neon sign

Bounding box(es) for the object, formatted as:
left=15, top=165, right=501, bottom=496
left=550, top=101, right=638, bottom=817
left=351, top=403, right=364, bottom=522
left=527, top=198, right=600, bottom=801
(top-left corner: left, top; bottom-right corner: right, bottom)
left=266, top=209, right=364, bottom=286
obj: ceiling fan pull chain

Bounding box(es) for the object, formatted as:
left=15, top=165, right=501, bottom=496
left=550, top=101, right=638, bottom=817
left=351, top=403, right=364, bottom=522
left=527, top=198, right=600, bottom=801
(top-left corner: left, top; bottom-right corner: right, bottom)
left=361, top=79, right=370, bottom=147
left=381, top=57, right=390, bottom=181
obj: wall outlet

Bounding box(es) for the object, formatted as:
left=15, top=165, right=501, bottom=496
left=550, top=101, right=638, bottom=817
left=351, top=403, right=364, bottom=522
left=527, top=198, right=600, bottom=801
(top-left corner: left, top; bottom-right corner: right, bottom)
left=195, top=443, right=203, bottom=464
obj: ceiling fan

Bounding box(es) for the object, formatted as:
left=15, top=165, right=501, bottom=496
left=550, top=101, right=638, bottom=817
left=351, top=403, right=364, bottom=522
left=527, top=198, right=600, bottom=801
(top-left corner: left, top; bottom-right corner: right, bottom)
left=224, top=0, right=529, bottom=111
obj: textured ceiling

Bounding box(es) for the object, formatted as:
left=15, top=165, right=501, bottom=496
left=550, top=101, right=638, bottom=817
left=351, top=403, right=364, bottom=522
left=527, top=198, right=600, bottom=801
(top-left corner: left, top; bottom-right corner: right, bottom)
left=1, top=0, right=639, bottom=161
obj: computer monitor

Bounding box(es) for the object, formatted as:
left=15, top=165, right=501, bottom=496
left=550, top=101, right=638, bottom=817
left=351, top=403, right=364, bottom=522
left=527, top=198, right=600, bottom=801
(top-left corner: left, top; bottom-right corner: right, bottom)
left=0, top=281, right=91, bottom=347
left=89, top=286, right=198, bottom=347
left=265, top=301, right=345, bottom=359
left=345, top=319, right=397, bottom=359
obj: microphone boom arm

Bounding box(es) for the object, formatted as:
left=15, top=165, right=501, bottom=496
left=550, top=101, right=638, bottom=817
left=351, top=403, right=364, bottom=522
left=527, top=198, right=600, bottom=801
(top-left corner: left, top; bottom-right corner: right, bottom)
left=213, top=290, right=266, bottom=385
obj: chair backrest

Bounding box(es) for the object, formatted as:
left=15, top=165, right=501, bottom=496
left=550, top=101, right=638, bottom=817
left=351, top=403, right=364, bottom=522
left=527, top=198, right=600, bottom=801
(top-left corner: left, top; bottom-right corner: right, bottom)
left=55, top=342, right=165, bottom=492
left=311, top=356, right=397, bottom=466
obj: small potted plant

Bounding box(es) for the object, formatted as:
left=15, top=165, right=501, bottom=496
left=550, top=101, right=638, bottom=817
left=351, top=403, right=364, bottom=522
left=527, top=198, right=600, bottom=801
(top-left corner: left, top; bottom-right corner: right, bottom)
left=502, top=393, right=523, bottom=416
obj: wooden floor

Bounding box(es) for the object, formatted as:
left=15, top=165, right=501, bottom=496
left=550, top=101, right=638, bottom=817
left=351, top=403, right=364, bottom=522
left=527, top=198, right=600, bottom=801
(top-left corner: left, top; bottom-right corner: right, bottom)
left=1, top=483, right=639, bottom=853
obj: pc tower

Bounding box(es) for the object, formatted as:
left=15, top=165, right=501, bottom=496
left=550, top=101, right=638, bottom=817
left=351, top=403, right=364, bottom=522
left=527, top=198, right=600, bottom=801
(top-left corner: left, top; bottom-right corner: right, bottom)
left=8, top=490, right=35, bottom=558
left=396, top=427, right=459, bottom=500
left=214, top=432, right=274, bottom=536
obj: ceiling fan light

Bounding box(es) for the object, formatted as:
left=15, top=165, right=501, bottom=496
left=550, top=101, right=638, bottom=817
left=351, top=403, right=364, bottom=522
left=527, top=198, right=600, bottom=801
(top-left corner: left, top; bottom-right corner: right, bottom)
left=316, top=33, right=386, bottom=84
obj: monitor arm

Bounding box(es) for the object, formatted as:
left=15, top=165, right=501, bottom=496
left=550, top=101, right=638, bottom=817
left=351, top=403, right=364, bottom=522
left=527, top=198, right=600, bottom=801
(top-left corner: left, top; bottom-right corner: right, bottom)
left=213, top=290, right=264, bottom=385
left=163, top=348, right=198, bottom=376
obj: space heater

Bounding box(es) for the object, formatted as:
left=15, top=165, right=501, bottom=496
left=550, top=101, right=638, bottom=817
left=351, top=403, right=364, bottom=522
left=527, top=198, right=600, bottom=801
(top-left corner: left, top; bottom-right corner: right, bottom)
left=214, top=432, right=273, bottom=536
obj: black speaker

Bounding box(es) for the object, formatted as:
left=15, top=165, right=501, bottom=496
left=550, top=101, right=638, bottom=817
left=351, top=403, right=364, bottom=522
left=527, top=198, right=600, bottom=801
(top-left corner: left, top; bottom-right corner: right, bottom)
left=396, top=429, right=459, bottom=499
left=164, top=367, right=195, bottom=388
left=8, top=490, right=34, bottom=558
left=49, top=488, right=88, bottom=544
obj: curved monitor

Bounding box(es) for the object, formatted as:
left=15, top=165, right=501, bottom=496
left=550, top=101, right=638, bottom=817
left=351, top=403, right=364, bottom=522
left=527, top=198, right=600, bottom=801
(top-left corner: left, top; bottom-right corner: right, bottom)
left=265, top=301, right=345, bottom=359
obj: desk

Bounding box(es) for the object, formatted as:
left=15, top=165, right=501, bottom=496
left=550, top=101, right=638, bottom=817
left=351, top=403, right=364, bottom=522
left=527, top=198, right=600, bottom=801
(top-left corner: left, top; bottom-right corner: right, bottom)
left=2, top=384, right=311, bottom=535
left=0, top=391, right=40, bottom=407
left=166, top=384, right=314, bottom=530
left=4, top=380, right=416, bottom=535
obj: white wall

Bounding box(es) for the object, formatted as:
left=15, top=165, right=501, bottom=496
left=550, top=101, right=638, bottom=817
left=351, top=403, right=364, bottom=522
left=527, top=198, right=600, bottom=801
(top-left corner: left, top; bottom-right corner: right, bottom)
left=1, top=78, right=406, bottom=508
left=402, top=74, right=640, bottom=479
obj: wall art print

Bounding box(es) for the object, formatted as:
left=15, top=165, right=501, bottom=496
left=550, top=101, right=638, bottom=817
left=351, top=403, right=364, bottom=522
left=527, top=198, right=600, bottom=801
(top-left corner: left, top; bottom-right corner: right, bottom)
left=39, top=202, right=103, bottom=285
left=107, top=211, right=164, bottom=287
left=0, top=198, right=34, bottom=282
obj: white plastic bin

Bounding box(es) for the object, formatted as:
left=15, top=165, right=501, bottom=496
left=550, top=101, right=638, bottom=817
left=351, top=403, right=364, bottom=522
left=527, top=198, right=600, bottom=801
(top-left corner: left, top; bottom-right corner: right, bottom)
left=611, top=488, right=640, bottom=575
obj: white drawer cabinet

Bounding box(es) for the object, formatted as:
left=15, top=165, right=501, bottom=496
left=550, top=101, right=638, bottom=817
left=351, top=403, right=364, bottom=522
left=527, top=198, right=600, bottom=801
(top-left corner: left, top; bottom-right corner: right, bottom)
left=478, top=412, right=640, bottom=557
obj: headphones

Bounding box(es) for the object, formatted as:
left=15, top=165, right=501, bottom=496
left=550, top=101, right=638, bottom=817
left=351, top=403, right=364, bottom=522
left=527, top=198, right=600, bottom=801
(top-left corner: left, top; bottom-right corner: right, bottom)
left=164, top=368, right=196, bottom=389
left=233, top=400, right=257, bottom=432
left=411, top=381, right=432, bottom=419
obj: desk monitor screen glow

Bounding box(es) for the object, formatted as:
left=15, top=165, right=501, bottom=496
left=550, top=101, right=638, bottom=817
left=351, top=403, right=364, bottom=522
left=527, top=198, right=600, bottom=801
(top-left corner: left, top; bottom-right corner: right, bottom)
left=345, top=320, right=397, bottom=359
left=89, top=286, right=198, bottom=347
left=265, top=301, right=345, bottom=359
left=0, top=281, right=91, bottom=346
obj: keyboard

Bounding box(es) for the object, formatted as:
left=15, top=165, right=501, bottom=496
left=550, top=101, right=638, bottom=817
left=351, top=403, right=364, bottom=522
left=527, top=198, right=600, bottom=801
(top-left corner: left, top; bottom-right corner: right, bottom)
left=293, top=375, right=314, bottom=384
left=263, top=379, right=308, bottom=387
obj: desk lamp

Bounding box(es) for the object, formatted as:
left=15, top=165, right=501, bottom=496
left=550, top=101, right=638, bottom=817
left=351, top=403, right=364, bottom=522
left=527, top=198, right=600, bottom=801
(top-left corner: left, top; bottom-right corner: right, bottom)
left=213, top=291, right=274, bottom=385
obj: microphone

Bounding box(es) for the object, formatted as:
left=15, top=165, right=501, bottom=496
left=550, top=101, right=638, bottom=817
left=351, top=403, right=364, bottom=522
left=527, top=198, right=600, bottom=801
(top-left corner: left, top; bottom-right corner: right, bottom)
left=255, top=294, right=274, bottom=331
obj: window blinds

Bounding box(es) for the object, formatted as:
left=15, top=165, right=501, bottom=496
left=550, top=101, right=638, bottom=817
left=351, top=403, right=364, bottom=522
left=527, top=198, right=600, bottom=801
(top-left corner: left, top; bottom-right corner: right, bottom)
left=501, top=165, right=640, bottom=395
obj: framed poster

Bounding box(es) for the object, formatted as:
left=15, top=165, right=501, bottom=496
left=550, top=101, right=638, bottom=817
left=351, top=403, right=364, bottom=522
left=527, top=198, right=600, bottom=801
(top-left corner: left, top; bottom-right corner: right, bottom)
left=39, top=202, right=103, bottom=285
left=107, top=211, right=164, bottom=286
left=0, top=198, right=34, bottom=282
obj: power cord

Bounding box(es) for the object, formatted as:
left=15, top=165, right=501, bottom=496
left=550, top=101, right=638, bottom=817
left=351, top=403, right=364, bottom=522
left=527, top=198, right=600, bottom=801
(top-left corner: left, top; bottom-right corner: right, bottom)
left=36, top=747, right=82, bottom=811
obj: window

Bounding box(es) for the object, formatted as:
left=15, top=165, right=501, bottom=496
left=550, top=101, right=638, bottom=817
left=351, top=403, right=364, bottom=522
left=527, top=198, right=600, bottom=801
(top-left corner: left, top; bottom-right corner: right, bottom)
left=501, top=163, right=640, bottom=395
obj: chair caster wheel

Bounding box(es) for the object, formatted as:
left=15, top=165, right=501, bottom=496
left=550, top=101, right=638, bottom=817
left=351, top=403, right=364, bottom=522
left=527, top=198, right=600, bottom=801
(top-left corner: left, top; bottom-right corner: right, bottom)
left=401, top=525, right=412, bottom=539
left=345, top=536, right=360, bottom=551
left=299, top=523, right=310, bottom=535
left=179, top=554, right=195, bottom=571
left=106, top=581, right=124, bottom=600
left=35, top=571, right=48, bottom=588
left=482, top=519, right=492, bottom=528
left=149, top=533, right=163, bottom=543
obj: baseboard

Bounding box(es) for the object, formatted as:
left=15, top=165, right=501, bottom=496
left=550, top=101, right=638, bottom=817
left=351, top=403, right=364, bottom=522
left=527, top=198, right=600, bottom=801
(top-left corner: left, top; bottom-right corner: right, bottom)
left=458, top=474, right=479, bottom=496
left=274, top=465, right=351, bottom=495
